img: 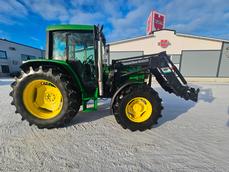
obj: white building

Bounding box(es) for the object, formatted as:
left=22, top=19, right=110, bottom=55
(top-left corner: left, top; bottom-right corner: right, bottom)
left=0, top=38, right=45, bottom=76
left=109, top=29, right=229, bottom=78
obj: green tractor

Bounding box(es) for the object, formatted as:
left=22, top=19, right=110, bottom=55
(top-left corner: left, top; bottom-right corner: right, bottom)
left=10, top=24, right=199, bottom=131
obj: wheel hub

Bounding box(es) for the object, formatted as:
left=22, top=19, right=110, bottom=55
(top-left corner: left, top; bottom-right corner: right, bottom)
left=125, top=97, right=153, bottom=123
left=35, top=85, right=62, bottom=111
left=132, top=101, right=145, bottom=115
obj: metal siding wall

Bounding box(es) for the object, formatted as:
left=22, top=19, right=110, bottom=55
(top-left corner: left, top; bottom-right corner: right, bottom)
left=110, top=51, right=143, bottom=61
left=180, top=50, right=221, bottom=77
left=0, top=40, right=44, bottom=74
left=170, top=54, right=181, bottom=64
left=169, top=54, right=181, bottom=71
left=218, top=42, right=229, bottom=77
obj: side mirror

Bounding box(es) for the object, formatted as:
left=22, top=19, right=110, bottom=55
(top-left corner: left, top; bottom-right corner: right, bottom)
left=100, top=25, right=103, bottom=32
left=96, top=24, right=103, bottom=33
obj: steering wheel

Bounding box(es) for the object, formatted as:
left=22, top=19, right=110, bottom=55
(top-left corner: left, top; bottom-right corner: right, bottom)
left=83, top=55, right=95, bottom=80
left=84, top=55, right=94, bottom=64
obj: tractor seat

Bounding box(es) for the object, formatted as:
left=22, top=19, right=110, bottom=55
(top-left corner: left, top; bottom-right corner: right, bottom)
left=68, top=60, right=96, bottom=95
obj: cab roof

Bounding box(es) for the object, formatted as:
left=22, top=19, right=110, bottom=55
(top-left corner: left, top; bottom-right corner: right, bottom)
left=47, top=24, right=94, bottom=31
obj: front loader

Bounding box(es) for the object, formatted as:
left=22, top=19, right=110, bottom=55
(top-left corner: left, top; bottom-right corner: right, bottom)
left=10, top=24, right=199, bottom=131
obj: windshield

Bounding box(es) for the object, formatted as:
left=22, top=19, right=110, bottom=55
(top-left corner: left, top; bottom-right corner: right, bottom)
left=52, top=31, right=94, bottom=61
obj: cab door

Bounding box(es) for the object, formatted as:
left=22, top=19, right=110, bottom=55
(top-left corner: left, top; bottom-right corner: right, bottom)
left=67, top=31, right=97, bottom=94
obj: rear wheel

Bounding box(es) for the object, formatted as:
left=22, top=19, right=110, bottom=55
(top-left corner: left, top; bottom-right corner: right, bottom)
left=112, top=85, right=163, bottom=131
left=10, top=66, right=81, bottom=129
left=23, top=79, right=63, bottom=119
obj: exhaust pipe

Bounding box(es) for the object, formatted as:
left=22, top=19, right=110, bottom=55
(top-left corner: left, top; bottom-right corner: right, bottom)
left=97, top=31, right=103, bottom=96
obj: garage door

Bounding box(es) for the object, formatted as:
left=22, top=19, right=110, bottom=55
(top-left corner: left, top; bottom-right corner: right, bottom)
left=218, top=42, right=229, bottom=77
left=110, top=51, right=143, bottom=63
left=180, top=50, right=221, bottom=77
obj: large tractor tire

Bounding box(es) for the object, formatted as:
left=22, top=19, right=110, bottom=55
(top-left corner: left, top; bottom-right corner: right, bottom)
left=112, top=84, right=163, bottom=131
left=10, top=66, right=81, bottom=129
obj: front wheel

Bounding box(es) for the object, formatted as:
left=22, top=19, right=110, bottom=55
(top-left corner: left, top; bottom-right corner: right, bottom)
left=112, top=85, right=163, bottom=131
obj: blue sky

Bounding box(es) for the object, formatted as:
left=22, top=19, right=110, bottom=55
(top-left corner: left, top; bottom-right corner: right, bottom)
left=0, top=0, right=228, bottom=49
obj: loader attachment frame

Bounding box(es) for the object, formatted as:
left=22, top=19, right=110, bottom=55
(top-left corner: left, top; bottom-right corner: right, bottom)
left=111, top=51, right=199, bottom=102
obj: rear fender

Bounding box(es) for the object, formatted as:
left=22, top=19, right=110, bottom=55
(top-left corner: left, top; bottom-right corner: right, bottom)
left=20, top=60, right=84, bottom=92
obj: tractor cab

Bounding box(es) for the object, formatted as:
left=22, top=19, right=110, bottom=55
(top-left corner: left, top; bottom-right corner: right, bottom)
left=46, top=25, right=105, bottom=96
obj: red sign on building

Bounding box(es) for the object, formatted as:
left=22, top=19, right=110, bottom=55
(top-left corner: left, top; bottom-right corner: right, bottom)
left=158, top=40, right=170, bottom=48
left=146, top=11, right=166, bottom=35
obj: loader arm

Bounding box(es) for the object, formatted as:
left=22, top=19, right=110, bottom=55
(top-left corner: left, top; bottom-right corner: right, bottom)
left=111, top=51, right=199, bottom=102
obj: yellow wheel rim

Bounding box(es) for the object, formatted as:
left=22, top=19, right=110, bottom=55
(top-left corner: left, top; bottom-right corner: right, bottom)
left=125, top=97, right=152, bottom=123
left=23, top=79, right=63, bottom=119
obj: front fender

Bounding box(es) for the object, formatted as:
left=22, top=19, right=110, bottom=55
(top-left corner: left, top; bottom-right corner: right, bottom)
left=110, top=82, right=142, bottom=114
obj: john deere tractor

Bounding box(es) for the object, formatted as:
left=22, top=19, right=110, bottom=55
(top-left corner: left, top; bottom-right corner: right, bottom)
left=10, top=24, right=199, bottom=131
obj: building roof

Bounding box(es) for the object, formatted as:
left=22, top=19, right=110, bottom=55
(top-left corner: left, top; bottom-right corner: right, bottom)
left=47, top=24, right=94, bottom=31
left=109, top=29, right=229, bottom=45
left=0, top=38, right=44, bottom=51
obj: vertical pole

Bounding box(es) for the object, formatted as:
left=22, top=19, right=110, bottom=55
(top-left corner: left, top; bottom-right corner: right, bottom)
left=45, top=32, right=49, bottom=59
left=107, top=44, right=110, bottom=65
left=97, top=34, right=103, bottom=96
left=66, top=34, right=69, bottom=61
left=179, top=51, right=183, bottom=72
left=216, top=42, right=224, bottom=77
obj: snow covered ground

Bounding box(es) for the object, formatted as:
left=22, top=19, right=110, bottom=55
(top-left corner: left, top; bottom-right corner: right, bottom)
left=0, top=78, right=229, bottom=171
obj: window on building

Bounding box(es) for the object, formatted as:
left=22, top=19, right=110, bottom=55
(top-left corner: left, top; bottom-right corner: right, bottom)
left=1, top=65, right=10, bottom=73
left=21, top=54, right=36, bottom=61
left=0, top=50, right=7, bottom=59
left=9, top=47, right=16, bottom=51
